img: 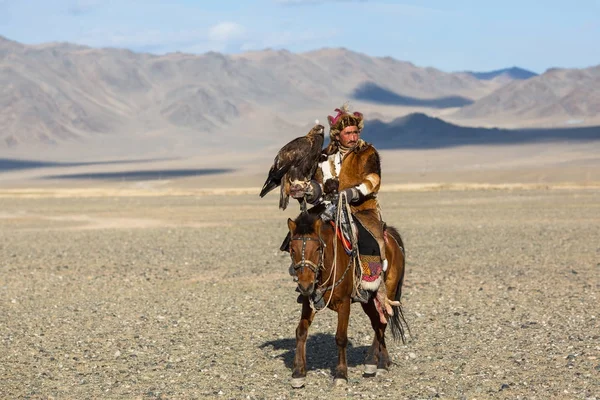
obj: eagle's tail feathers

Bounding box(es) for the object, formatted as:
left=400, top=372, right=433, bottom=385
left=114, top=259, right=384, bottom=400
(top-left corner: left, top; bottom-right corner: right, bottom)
left=259, top=178, right=279, bottom=197
left=279, top=193, right=289, bottom=210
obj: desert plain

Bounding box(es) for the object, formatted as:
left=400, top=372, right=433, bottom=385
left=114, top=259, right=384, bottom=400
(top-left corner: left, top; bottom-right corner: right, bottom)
left=0, top=141, right=599, bottom=400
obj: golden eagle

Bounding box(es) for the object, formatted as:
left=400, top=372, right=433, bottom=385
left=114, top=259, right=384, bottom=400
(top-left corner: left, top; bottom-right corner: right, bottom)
left=259, top=123, right=325, bottom=210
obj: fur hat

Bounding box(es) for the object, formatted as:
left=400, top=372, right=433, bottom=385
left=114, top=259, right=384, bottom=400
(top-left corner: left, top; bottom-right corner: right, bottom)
left=327, top=102, right=364, bottom=142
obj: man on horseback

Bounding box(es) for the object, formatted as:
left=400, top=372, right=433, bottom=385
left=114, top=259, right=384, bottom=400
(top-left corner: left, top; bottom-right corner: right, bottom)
left=296, top=103, right=394, bottom=311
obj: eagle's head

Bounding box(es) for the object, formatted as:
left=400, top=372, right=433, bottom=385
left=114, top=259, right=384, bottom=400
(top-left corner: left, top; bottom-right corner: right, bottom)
left=308, top=123, right=325, bottom=137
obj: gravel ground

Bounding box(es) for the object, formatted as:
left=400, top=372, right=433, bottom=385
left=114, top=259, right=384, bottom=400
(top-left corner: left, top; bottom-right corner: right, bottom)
left=0, top=188, right=599, bottom=399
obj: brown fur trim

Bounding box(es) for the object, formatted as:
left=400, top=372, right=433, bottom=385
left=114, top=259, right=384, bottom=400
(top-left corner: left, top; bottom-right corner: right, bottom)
left=363, top=148, right=381, bottom=176
left=336, top=145, right=382, bottom=217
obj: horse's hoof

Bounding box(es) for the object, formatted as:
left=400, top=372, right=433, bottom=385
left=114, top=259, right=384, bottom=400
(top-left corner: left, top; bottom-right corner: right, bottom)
left=376, top=368, right=389, bottom=376
left=334, top=378, right=347, bottom=386
left=363, top=364, right=377, bottom=377
left=290, top=377, right=305, bottom=388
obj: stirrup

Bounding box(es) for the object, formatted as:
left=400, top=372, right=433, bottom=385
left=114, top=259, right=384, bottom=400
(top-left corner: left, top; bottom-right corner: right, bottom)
left=352, top=288, right=371, bottom=304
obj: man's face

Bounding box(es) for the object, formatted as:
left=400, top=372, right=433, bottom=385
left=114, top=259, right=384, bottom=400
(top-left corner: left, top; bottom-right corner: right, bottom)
left=339, top=126, right=360, bottom=147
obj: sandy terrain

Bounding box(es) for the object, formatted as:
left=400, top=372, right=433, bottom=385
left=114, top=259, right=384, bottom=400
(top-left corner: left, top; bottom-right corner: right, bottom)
left=0, top=184, right=598, bottom=399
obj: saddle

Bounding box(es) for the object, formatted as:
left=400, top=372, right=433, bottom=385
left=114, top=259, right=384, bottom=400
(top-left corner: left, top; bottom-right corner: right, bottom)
left=279, top=198, right=356, bottom=254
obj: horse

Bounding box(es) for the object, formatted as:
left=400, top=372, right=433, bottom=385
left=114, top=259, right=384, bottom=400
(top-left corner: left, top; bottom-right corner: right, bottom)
left=286, top=210, right=408, bottom=387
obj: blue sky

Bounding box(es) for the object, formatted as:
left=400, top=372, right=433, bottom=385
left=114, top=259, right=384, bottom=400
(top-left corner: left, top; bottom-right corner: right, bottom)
left=0, top=0, right=598, bottom=73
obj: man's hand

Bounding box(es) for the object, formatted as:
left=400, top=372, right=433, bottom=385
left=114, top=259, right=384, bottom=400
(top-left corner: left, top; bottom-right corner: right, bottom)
left=323, top=178, right=339, bottom=195
left=341, top=187, right=359, bottom=202
left=291, top=180, right=322, bottom=203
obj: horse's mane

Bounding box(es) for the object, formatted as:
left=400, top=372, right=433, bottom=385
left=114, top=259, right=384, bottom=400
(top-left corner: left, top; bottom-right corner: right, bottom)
left=293, top=212, right=321, bottom=235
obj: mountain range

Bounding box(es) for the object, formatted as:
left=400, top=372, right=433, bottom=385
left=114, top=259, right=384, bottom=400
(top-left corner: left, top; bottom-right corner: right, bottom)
left=454, top=66, right=600, bottom=121
left=0, top=35, right=599, bottom=158
left=366, top=113, right=600, bottom=149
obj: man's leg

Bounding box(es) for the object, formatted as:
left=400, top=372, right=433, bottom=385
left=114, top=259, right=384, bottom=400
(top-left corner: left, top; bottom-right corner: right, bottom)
left=355, top=220, right=383, bottom=298
left=355, top=220, right=398, bottom=321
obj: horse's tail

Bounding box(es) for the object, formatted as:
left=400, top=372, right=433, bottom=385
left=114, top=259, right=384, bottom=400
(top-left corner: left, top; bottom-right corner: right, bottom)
left=385, top=224, right=410, bottom=344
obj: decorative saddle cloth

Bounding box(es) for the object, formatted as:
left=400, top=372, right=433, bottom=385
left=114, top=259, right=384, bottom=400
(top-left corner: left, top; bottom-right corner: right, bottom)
left=359, top=254, right=383, bottom=290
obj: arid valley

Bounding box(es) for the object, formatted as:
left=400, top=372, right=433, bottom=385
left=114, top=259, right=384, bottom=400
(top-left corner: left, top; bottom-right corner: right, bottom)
left=1, top=30, right=600, bottom=399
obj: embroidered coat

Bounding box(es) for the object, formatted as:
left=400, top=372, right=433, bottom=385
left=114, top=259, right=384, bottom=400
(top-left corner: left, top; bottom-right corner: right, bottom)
left=313, top=140, right=386, bottom=259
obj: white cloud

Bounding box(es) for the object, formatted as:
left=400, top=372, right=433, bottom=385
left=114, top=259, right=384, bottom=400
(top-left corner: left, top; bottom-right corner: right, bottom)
left=208, top=22, right=245, bottom=42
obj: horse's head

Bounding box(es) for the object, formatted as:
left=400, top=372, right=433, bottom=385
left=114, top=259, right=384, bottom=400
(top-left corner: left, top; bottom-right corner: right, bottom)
left=287, top=212, right=325, bottom=297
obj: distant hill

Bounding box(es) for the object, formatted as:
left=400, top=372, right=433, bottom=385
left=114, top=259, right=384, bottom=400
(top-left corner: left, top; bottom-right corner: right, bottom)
left=0, top=36, right=490, bottom=150
left=464, top=67, right=538, bottom=81
left=454, top=65, right=600, bottom=120
left=1, top=35, right=599, bottom=158
left=364, top=113, right=600, bottom=149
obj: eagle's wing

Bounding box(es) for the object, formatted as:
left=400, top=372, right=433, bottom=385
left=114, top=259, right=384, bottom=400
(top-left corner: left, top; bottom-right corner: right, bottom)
left=307, top=132, right=325, bottom=178
left=259, top=136, right=313, bottom=198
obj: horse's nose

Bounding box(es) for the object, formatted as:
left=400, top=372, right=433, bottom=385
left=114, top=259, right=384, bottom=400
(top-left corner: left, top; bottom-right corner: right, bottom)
left=297, top=282, right=315, bottom=296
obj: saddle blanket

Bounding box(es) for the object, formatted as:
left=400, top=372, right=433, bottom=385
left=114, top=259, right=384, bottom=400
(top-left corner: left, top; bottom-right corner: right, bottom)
left=359, top=254, right=383, bottom=291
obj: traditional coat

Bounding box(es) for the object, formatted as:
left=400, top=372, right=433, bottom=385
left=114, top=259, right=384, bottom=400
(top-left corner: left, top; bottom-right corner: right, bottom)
left=313, top=139, right=386, bottom=260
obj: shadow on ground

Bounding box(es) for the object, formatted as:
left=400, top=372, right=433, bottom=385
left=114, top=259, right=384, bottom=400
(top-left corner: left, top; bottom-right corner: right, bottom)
left=261, top=333, right=370, bottom=374
left=0, top=157, right=176, bottom=172
left=352, top=82, right=474, bottom=108
left=364, top=113, right=600, bottom=149
left=41, top=168, right=234, bottom=181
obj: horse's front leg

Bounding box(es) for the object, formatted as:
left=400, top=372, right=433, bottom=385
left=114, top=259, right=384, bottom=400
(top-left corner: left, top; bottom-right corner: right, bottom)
left=291, top=297, right=314, bottom=388
left=334, top=297, right=351, bottom=385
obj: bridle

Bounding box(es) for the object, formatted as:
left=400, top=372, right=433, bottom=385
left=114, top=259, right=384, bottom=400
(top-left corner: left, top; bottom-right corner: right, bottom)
left=290, top=230, right=354, bottom=312
left=288, top=195, right=358, bottom=310
left=290, top=235, right=325, bottom=277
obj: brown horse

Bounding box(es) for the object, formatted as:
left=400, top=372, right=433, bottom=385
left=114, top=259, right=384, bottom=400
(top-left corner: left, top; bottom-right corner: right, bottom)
left=286, top=211, right=408, bottom=387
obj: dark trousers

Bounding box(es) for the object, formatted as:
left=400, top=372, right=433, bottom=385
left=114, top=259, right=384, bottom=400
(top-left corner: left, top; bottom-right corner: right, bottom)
left=355, top=219, right=380, bottom=257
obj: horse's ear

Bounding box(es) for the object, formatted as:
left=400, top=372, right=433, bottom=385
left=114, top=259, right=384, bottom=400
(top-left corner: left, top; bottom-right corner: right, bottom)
left=287, top=218, right=296, bottom=233
left=314, top=218, right=322, bottom=233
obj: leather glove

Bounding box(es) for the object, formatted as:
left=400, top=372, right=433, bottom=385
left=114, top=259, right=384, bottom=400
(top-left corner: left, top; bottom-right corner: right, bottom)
left=341, top=187, right=359, bottom=203
left=323, top=178, right=339, bottom=195
left=305, top=180, right=322, bottom=204
left=290, top=180, right=322, bottom=202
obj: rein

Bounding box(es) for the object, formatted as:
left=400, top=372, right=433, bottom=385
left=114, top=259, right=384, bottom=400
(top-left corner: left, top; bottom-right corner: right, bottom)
left=290, top=191, right=360, bottom=312
left=311, top=253, right=353, bottom=308
left=332, top=191, right=361, bottom=301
